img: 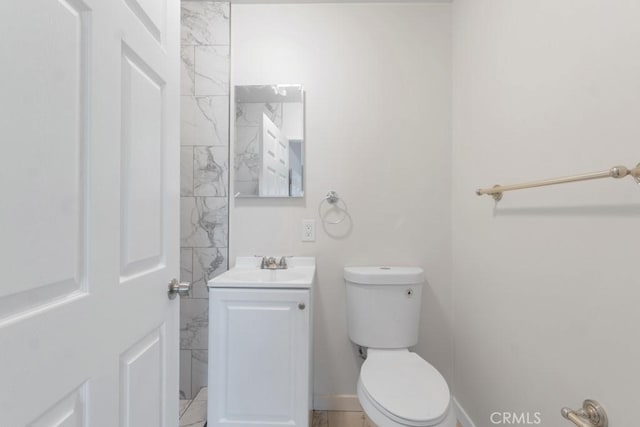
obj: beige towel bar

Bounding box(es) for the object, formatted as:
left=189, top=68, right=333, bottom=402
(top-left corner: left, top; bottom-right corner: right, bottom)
left=476, top=163, right=640, bottom=201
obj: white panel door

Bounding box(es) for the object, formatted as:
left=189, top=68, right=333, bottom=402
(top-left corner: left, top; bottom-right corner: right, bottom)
left=0, top=0, right=180, bottom=426
left=209, top=288, right=311, bottom=427
left=259, top=113, right=290, bottom=197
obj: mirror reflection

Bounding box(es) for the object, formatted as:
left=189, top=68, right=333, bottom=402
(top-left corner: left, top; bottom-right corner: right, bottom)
left=234, top=84, right=305, bottom=198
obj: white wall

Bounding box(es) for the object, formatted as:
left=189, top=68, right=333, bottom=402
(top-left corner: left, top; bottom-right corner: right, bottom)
left=452, top=1, right=640, bottom=426
left=231, top=3, right=452, bottom=403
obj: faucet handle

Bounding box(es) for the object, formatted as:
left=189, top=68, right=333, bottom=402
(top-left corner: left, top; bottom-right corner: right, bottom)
left=278, top=256, right=288, bottom=268
left=260, top=256, right=267, bottom=269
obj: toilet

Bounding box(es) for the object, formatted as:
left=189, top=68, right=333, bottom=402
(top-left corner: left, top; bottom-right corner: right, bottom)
left=344, top=266, right=456, bottom=427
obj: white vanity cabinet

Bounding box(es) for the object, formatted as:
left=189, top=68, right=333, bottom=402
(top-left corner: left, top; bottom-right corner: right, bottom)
left=208, top=286, right=312, bottom=427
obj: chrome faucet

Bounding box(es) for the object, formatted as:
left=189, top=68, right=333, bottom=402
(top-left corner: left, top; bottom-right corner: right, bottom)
left=279, top=256, right=288, bottom=269
left=260, top=256, right=288, bottom=270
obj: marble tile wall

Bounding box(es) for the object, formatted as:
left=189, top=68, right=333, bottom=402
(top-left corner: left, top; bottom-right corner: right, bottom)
left=180, top=0, right=230, bottom=400
left=234, top=102, right=283, bottom=196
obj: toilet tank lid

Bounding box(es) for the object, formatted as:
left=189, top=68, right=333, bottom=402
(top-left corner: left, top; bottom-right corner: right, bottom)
left=344, top=266, right=424, bottom=285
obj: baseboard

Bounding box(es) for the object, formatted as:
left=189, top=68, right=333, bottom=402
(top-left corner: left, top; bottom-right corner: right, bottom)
left=453, top=396, right=477, bottom=427
left=313, top=394, right=363, bottom=412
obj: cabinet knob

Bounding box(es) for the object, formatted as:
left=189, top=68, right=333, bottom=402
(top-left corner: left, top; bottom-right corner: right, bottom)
left=298, top=302, right=306, bottom=310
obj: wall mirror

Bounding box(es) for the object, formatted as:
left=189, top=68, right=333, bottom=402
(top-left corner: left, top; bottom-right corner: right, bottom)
left=234, top=84, right=305, bottom=198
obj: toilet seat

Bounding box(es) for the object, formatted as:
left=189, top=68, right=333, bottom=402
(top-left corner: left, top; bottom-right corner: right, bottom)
left=359, top=349, right=451, bottom=427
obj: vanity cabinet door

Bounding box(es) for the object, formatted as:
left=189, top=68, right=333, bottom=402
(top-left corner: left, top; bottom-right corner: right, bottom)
left=209, top=288, right=311, bottom=427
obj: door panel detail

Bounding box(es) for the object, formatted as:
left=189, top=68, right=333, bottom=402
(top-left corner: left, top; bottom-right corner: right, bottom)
left=0, top=0, right=179, bottom=423
left=120, top=43, right=166, bottom=282
left=259, top=113, right=289, bottom=197
left=28, top=382, right=88, bottom=427
left=123, top=0, right=166, bottom=44
left=0, top=0, right=91, bottom=327
left=119, top=325, right=166, bottom=427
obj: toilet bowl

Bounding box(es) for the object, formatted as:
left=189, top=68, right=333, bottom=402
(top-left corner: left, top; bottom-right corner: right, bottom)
left=344, top=267, right=456, bottom=427
left=357, top=350, right=456, bottom=427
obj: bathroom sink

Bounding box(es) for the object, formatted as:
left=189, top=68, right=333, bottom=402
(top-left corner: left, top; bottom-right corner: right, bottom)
left=222, top=269, right=308, bottom=283
left=208, top=257, right=316, bottom=289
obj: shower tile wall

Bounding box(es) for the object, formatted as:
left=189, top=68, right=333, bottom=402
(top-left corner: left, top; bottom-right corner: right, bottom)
left=180, top=0, right=230, bottom=400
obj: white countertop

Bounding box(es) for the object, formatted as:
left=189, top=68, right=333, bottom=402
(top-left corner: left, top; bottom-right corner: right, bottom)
left=208, top=257, right=316, bottom=289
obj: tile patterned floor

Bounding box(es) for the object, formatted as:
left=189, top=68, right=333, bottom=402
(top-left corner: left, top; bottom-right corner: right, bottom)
left=179, top=387, right=207, bottom=427
left=311, top=410, right=375, bottom=427
left=312, top=410, right=462, bottom=427
left=179, top=392, right=462, bottom=427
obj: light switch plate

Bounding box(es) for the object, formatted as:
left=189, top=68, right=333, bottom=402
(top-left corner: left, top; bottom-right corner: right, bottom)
left=302, top=219, right=316, bottom=242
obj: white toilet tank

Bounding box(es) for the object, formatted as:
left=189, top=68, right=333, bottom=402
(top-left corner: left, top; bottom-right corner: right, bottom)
left=344, top=266, right=424, bottom=349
